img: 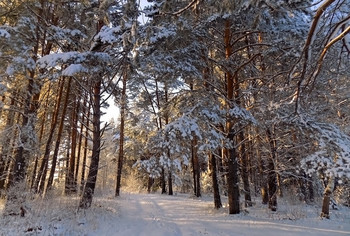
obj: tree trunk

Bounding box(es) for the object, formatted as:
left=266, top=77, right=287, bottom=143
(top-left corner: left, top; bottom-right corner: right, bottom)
left=307, top=176, right=314, bottom=203
left=74, top=93, right=86, bottom=191
left=239, top=130, right=252, bottom=207
left=79, top=78, right=102, bottom=208
left=0, top=97, right=16, bottom=191
left=161, top=167, right=166, bottom=194
left=46, top=77, right=72, bottom=191
left=321, top=176, right=334, bottom=219
left=257, top=146, right=268, bottom=204
left=115, top=67, right=127, bottom=197
left=210, top=152, right=222, bottom=209
left=31, top=84, right=51, bottom=189
left=225, top=19, right=240, bottom=214
left=12, top=74, right=41, bottom=186
left=226, top=129, right=240, bottom=214
left=66, top=94, right=79, bottom=194
left=80, top=102, right=91, bottom=193
left=34, top=79, right=65, bottom=193
left=266, top=128, right=277, bottom=211
left=154, top=80, right=166, bottom=194
left=168, top=170, right=173, bottom=195
left=191, top=137, right=201, bottom=197
left=147, top=177, right=154, bottom=193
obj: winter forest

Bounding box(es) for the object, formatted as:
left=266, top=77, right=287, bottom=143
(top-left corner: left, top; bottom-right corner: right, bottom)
left=0, top=0, right=350, bottom=235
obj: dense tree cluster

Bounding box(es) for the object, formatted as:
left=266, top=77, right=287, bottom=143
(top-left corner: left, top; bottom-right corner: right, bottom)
left=0, top=0, right=349, bottom=219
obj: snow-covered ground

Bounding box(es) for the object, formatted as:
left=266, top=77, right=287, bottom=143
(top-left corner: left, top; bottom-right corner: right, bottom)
left=0, top=192, right=349, bottom=235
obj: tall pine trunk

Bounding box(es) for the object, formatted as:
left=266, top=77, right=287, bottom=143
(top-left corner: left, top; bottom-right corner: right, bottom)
left=46, top=77, right=72, bottom=191
left=191, top=137, right=201, bottom=197
left=79, top=77, right=102, bottom=208
left=210, top=152, right=222, bottom=209
left=80, top=101, right=91, bottom=192
left=74, top=92, right=86, bottom=191
left=31, top=84, right=51, bottom=189
left=155, top=81, right=166, bottom=194
left=239, top=130, right=252, bottom=207
left=115, top=68, right=127, bottom=197
left=266, top=128, right=277, bottom=211
left=34, top=79, right=64, bottom=193
left=66, top=94, right=79, bottom=194
left=225, top=19, right=240, bottom=214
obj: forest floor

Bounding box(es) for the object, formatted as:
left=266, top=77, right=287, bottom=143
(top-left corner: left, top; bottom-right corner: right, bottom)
left=0, top=191, right=350, bottom=235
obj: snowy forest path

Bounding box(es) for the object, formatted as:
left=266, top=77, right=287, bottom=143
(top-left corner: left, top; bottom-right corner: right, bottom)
left=1, top=192, right=350, bottom=235
left=99, top=192, right=350, bottom=236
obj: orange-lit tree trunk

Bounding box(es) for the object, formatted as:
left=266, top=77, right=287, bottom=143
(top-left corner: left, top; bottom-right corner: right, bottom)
left=46, top=77, right=72, bottom=191
left=75, top=91, right=87, bottom=191
left=34, top=78, right=65, bottom=193
left=80, top=101, right=91, bottom=192
left=31, top=84, right=51, bottom=189
left=224, top=19, right=240, bottom=214
left=65, top=93, right=80, bottom=194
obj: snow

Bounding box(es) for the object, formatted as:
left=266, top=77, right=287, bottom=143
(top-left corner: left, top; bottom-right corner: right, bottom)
left=0, top=29, right=10, bottom=38
left=94, top=26, right=122, bottom=44
left=1, top=192, right=349, bottom=235
left=62, top=64, right=88, bottom=76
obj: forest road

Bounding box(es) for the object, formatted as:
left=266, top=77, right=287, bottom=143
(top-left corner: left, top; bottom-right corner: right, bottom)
left=98, top=193, right=350, bottom=236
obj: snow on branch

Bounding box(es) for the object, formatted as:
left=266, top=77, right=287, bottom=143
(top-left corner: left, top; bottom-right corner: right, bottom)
left=294, top=115, right=350, bottom=179
left=93, top=25, right=122, bottom=44
left=48, top=25, right=86, bottom=41
left=228, top=105, right=257, bottom=125
left=148, top=25, right=177, bottom=44
left=164, top=115, right=202, bottom=141
left=0, top=29, right=10, bottom=38
left=37, top=51, right=111, bottom=73
left=62, top=64, right=88, bottom=76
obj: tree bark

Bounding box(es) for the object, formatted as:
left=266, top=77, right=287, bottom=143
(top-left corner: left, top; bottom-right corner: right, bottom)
left=257, top=145, right=268, bottom=204
left=12, top=74, right=41, bottom=185
left=115, top=67, right=127, bottom=197
left=34, top=79, right=65, bottom=193
left=31, top=84, right=51, bottom=189
left=79, top=77, right=102, bottom=208
left=161, top=168, right=166, bottom=194
left=80, top=101, right=91, bottom=193
left=155, top=81, right=166, bottom=194
left=266, top=128, right=277, bottom=211
left=168, top=170, right=173, bottom=195
left=225, top=19, right=240, bottom=214
left=210, top=151, right=222, bottom=209
left=239, top=130, right=252, bottom=207
left=191, top=136, right=201, bottom=197
left=321, top=176, right=334, bottom=219
left=74, top=93, right=86, bottom=191
left=46, top=77, right=72, bottom=191
left=66, top=94, right=80, bottom=194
